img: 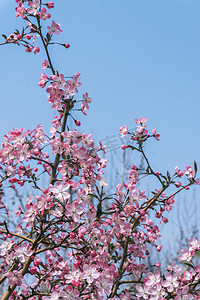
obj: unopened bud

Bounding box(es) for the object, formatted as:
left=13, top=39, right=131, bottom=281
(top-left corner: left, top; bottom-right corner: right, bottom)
left=64, top=43, right=70, bottom=48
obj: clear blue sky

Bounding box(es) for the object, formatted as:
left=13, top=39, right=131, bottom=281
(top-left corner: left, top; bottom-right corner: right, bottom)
left=0, top=0, right=200, bottom=252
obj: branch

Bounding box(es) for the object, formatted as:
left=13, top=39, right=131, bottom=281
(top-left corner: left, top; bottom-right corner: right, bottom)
left=0, top=229, right=34, bottom=244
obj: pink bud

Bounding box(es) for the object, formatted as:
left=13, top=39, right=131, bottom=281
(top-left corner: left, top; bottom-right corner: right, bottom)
left=47, top=2, right=54, bottom=9
left=155, top=211, right=162, bottom=218
left=47, top=257, right=54, bottom=264
left=73, top=261, right=80, bottom=268
left=155, top=263, right=161, bottom=267
left=185, top=186, right=189, bottom=190
left=30, top=266, right=37, bottom=275
left=25, top=34, right=31, bottom=40
left=156, top=245, right=162, bottom=252
left=178, top=171, right=184, bottom=177
left=70, top=232, right=76, bottom=239
left=33, top=47, right=40, bottom=54
left=91, top=250, right=97, bottom=258
left=33, top=259, right=41, bottom=267
left=121, top=145, right=127, bottom=150
left=162, top=217, right=168, bottom=223
left=25, top=45, right=32, bottom=52
left=71, top=280, right=79, bottom=287
left=175, top=182, right=181, bottom=188
left=17, top=34, right=22, bottom=40
left=9, top=177, right=18, bottom=183
left=110, top=204, right=116, bottom=210
left=58, top=256, right=63, bottom=262
left=75, top=120, right=81, bottom=126
left=140, top=210, right=146, bottom=216
left=64, top=43, right=70, bottom=48
left=156, top=171, right=161, bottom=175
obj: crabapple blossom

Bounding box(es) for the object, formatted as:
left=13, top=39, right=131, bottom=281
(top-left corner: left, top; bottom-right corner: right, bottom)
left=27, top=0, right=40, bottom=16
left=42, top=59, right=49, bottom=70
left=120, top=125, right=128, bottom=138
left=38, top=8, right=51, bottom=20
left=6, top=271, right=23, bottom=286
left=82, top=92, right=92, bottom=110
left=0, top=2, right=200, bottom=300
left=47, top=21, right=62, bottom=35
left=152, top=128, right=160, bottom=141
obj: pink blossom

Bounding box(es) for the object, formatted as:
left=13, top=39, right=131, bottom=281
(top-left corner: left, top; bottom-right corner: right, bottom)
left=33, top=46, right=40, bottom=54
left=6, top=271, right=23, bottom=286
left=42, top=59, right=49, bottom=70
left=23, top=203, right=38, bottom=225
left=15, top=5, right=27, bottom=19
left=179, top=249, right=194, bottom=261
left=50, top=182, right=70, bottom=202
left=38, top=73, right=48, bottom=88
left=175, top=166, right=184, bottom=177
left=184, top=165, right=195, bottom=179
left=162, top=272, right=179, bottom=293
left=82, top=264, right=100, bottom=284
left=60, top=286, right=79, bottom=299
left=135, top=117, right=148, bottom=125
left=67, top=72, right=82, bottom=93
left=27, top=0, right=40, bottom=16
left=42, top=291, right=59, bottom=300
left=120, top=125, right=128, bottom=138
left=14, top=243, right=32, bottom=263
left=50, top=73, right=66, bottom=89
left=152, top=128, right=160, bottom=141
left=0, top=240, right=15, bottom=256
left=99, top=179, right=108, bottom=187
left=82, top=92, right=92, bottom=110
left=65, top=201, right=84, bottom=222
left=136, top=284, right=149, bottom=299
left=47, top=21, right=62, bottom=35
left=38, top=8, right=51, bottom=20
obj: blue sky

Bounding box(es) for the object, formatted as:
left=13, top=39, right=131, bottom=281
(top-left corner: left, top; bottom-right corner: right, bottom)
left=0, top=1, right=199, bottom=169
left=0, top=0, right=200, bottom=251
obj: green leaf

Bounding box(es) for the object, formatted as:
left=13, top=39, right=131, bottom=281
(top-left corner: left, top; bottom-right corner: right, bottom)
left=194, top=160, right=197, bottom=175
left=183, top=262, right=194, bottom=269
left=32, top=24, right=38, bottom=30
left=46, top=32, right=51, bottom=42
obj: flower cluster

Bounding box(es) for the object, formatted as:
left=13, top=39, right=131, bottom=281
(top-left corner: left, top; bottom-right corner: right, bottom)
left=0, top=1, right=200, bottom=300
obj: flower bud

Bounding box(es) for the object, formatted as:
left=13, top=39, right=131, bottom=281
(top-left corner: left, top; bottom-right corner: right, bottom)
left=30, top=266, right=37, bottom=275
left=155, top=263, right=161, bottom=267
left=156, top=245, right=162, bottom=252
left=75, top=120, right=81, bottom=126
left=47, top=2, right=54, bottom=8
left=64, top=43, right=70, bottom=48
